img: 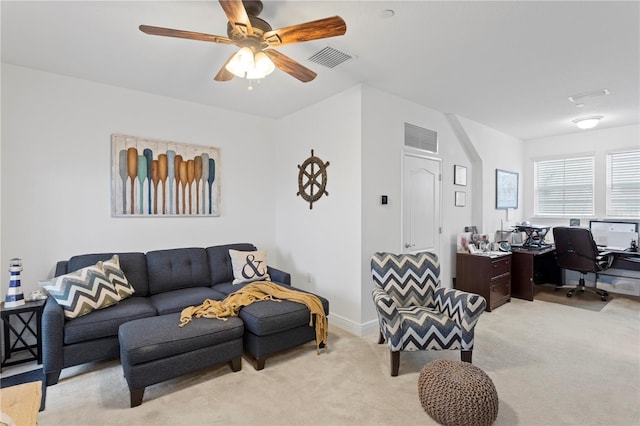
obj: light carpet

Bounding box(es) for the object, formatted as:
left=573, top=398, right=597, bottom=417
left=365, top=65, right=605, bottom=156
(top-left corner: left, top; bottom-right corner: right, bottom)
left=534, top=284, right=613, bottom=312
left=36, top=295, right=640, bottom=426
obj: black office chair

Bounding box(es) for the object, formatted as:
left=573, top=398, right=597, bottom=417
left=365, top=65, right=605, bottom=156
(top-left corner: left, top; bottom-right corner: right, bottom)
left=552, top=227, right=614, bottom=301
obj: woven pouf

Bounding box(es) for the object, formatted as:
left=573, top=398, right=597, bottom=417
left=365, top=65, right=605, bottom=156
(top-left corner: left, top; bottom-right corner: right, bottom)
left=418, top=359, right=498, bottom=426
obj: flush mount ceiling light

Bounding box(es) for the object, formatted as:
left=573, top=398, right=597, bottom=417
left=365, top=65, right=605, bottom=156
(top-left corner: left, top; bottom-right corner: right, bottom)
left=572, top=116, right=604, bottom=130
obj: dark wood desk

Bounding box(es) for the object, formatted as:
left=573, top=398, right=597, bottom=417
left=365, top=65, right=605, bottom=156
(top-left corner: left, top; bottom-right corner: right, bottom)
left=510, top=246, right=562, bottom=301
left=610, top=251, right=640, bottom=271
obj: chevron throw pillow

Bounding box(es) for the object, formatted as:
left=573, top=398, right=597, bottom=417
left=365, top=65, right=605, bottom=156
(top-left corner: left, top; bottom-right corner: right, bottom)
left=40, top=264, right=122, bottom=319
left=99, top=255, right=135, bottom=300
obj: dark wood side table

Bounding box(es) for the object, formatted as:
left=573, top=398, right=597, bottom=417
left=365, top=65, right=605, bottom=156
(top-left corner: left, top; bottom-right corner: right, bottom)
left=1, top=298, right=46, bottom=368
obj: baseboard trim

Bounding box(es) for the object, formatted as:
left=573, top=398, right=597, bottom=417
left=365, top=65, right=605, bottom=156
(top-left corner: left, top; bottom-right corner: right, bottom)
left=329, top=314, right=379, bottom=337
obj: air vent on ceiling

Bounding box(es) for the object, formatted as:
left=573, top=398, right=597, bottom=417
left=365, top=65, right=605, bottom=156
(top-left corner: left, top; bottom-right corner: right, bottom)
left=307, top=46, right=352, bottom=68
left=404, top=123, right=438, bottom=154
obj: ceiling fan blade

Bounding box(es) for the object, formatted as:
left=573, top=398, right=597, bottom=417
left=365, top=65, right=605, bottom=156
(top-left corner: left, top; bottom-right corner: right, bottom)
left=219, top=0, right=252, bottom=35
left=214, top=53, right=236, bottom=81
left=263, top=16, right=346, bottom=47
left=139, top=25, right=234, bottom=44
left=263, top=50, right=317, bottom=83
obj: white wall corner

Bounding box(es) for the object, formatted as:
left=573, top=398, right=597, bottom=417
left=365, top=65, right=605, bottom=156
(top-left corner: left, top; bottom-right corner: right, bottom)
left=330, top=313, right=379, bottom=338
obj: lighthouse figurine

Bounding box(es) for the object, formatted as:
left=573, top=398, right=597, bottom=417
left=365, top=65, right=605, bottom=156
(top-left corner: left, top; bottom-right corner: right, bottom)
left=5, top=258, right=25, bottom=308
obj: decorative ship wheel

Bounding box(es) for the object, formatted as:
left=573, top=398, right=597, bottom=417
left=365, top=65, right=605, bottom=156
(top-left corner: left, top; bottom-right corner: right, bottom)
left=297, top=149, right=329, bottom=209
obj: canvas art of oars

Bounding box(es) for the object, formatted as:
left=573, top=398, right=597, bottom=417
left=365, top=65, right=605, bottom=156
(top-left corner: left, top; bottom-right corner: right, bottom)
left=111, top=134, right=220, bottom=217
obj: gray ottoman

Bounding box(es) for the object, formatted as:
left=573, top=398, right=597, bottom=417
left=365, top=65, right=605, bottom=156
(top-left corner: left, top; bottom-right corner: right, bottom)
left=239, top=296, right=329, bottom=370
left=119, top=312, right=243, bottom=407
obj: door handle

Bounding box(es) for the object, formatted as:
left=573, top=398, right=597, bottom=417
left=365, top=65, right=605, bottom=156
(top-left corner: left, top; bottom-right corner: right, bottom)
left=405, top=243, right=415, bottom=249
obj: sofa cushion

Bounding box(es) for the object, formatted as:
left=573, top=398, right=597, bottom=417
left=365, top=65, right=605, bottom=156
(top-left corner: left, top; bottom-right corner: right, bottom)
left=119, top=313, right=244, bottom=365
left=41, top=264, right=121, bottom=320
left=238, top=285, right=330, bottom=336
left=146, top=248, right=211, bottom=295
left=65, top=252, right=149, bottom=297
left=206, top=243, right=256, bottom=286
left=64, top=297, right=157, bottom=345
left=210, top=281, right=241, bottom=296
left=212, top=275, right=290, bottom=296
left=229, top=249, right=270, bottom=284
left=100, top=255, right=135, bottom=300
left=149, top=287, right=227, bottom=315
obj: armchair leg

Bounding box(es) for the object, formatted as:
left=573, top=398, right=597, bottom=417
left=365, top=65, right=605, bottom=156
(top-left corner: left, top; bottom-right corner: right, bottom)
left=461, top=350, right=472, bottom=363
left=390, top=351, right=400, bottom=376
left=378, top=331, right=385, bottom=344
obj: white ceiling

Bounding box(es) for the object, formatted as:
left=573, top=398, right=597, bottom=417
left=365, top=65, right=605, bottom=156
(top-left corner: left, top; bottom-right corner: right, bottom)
left=2, top=1, right=638, bottom=141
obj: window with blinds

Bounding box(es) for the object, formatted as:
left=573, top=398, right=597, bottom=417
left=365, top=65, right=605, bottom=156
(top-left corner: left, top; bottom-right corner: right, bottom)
left=534, top=156, right=594, bottom=216
left=607, top=150, right=640, bottom=217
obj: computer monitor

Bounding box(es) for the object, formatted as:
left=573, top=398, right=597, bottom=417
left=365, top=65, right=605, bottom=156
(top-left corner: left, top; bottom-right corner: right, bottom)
left=589, top=220, right=639, bottom=249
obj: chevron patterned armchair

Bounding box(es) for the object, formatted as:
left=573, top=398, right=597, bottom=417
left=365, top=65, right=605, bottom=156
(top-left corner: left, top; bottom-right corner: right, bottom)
left=371, top=251, right=487, bottom=376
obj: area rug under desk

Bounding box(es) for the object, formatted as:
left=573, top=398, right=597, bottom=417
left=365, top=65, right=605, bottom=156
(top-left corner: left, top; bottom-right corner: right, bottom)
left=0, top=368, right=46, bottom=411
left=533, top=285, right=613, bottom=312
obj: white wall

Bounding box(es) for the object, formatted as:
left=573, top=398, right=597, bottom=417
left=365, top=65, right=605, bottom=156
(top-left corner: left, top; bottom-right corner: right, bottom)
left=274, top=85, right=523, bottom=334
left=1, top=64, right=277, bottom=296
left=456, top=115, right=525, bottom=234
left=360, top=86, right=474, bottom=330
left=1, top=65, right=530, bottom=337
left=523, top=124, right=640, bottom=229
left=274, top=86, right=363, bottom=334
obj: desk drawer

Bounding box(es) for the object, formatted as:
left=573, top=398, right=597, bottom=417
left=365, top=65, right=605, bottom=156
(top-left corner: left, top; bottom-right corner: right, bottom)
left=489, top=275, right=511, bottom=310
left=490, top=257, right=511, bottom=277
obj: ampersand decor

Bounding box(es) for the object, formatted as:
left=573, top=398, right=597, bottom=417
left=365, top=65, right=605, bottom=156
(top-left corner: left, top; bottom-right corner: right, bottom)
left=241, top=254, right=264, bottom=281
left=297, top=149, right=330, bottom=209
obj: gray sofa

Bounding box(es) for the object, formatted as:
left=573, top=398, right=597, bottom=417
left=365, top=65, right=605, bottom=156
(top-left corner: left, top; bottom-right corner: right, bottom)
left=42, top=243, right=329, bottom=386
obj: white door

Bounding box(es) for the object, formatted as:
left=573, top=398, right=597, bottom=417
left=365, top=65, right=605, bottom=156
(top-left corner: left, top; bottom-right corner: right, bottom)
left=402, top=153, right=441, bottom=253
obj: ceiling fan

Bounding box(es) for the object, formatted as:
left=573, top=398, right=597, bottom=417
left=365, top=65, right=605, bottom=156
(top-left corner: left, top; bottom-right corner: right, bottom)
left=139, top=0, right=347, bottom=84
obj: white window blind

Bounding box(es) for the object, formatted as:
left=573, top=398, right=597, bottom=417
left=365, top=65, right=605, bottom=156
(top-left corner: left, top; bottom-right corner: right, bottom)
left=534, top=156, right=594, bottom=216
left=607, top=150, right=640, bottom=217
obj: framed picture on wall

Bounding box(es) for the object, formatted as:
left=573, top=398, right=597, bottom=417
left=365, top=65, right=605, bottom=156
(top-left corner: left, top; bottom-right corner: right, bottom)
left=455, top=191, right=466, bottom=207
left=111, top=134, right=221, bottom=217
left=495, top=169, right=518, bottom=209
left=454, top=165, right=467, bottom=186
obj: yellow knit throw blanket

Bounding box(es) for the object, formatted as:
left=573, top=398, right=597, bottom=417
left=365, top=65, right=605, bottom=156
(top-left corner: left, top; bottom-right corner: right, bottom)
left=179, top=281, right=328, bottom=354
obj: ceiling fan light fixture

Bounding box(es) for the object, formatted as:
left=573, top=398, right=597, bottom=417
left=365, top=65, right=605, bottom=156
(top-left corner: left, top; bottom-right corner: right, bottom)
left=141, top=0, right=347, bottom=85
left=226, top=48, right=275, bottom=80
left=572, top=115, right=604, bottom=130
left=249, top=51, right=275, bottom=78
left=225, top=47, right=255, bottom=78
